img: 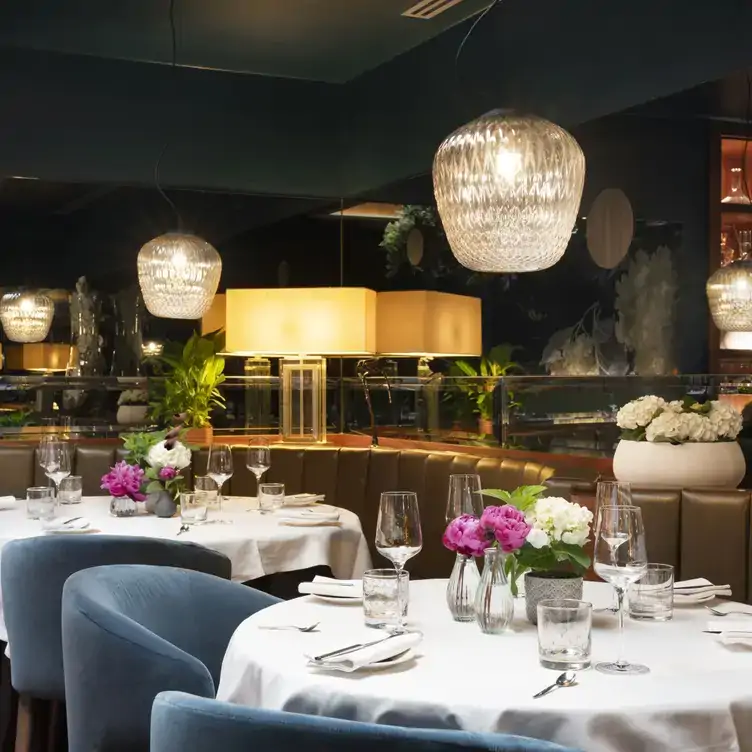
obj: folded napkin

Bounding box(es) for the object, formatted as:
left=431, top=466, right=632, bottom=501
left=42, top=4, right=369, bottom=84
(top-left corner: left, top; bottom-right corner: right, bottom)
left=283, top=493, right=326, bottom=507
left=278, top=508, right=340, bottom=527
left=675, top=578, right=732, bottom=597
left=41, top=517, right=96, bottom=534
left=298, top=575, right=363, bottom=599
left=706, top=620, right=752, bottom=647
left=0, top=496, right=18, bottom=511
left=307, top=632, right=421, bottom=672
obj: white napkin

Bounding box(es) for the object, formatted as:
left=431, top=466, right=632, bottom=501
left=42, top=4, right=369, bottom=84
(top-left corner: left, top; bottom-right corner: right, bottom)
left=41, top=517, right=96, bottom=534
left=278, top=508, right=340, bottom=527
left=0, top=496, right=18, bottom=510
left=708, top=601, right=752, bottom=616
left=706, top=620, right=752, bottom=647
left=675, top=578, right=732, bottom=597
left=307, top=632, right=421, bottom=672
left=298, top=576, right=363, bottom=598
left=283, top=493, right=325, bottom=507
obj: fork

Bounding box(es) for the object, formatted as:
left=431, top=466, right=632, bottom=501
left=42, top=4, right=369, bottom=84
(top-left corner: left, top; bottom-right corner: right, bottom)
left=706, top=606, right=752, bottom=617
left=258, top=622, right=320, bottom=633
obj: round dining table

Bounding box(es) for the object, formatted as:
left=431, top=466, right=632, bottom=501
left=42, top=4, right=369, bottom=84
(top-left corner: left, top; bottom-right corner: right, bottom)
left=217, top=579, right=752, bottom=752
left=0, top=496, right=372, bottom=643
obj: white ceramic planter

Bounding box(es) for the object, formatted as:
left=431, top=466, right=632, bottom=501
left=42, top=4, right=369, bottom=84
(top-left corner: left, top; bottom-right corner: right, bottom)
left=613, top=439, right=746, bottom=488
left=116, top=405, right=148, bottom=426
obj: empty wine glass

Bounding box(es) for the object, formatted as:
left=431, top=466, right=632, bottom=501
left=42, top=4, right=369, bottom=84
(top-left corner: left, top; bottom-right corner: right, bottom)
left=375, top=491, right=422, bottom=633
left=39, top=439, right=71, bottom=499
left=246, top=440, right=271, bottom=499
left=595, top=480, right=632, bottom=515
left=207, top=444, right=233, bottom=506
left=593, top=505, right=649, bottom=675
left=445, top=473, right=483, bottom=523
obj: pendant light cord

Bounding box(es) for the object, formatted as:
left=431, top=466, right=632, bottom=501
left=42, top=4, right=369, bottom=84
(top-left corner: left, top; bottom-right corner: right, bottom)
left=154, top=0, right=183, bottom=232
left=454, top=0, right=502, bottom=94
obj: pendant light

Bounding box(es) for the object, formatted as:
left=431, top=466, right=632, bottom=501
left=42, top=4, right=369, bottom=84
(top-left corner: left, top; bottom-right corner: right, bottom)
left=707, top=260, right=752, bottom=332
left=137, top=0, right=221, bottom=320
left=0, top=291, right=54, bottom=343
left=432, top=3, right=585, bottom=273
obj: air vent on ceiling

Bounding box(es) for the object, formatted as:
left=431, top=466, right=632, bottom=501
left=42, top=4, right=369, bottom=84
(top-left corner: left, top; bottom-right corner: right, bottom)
left=402, top=0, right=468, bottom=20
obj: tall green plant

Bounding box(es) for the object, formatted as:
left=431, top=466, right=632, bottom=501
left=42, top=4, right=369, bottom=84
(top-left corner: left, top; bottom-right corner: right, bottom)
left=150, top=330, right=226, bottom=428
left=448, top=344, right=520, bottom=421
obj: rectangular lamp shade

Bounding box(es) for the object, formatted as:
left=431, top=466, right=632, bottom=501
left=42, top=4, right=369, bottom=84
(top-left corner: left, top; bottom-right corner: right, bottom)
left=225, top=288, right=377, bottom=356
left=6, top=344, right=75, bottom=372
left=201, top=294, right=226, bottom=335
left=376, top=291, right=482, bottom=357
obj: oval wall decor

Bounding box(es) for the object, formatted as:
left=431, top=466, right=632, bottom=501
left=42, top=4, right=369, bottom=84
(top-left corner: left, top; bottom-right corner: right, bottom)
left=586, top=188, right=634, bottom=269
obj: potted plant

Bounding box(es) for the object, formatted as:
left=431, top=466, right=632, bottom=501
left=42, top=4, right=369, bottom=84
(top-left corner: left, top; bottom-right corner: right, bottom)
left=117, top=389, right=150, bottom=425
left=613, top=394, right=745, bottom=487
left=448, top=344, right=520, bottom=436
left=150, top=330, right=226, bottom=446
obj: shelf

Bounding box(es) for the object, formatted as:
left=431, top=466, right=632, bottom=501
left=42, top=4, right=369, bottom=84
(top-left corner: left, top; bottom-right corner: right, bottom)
left=721, top=204, right=752, bottom=214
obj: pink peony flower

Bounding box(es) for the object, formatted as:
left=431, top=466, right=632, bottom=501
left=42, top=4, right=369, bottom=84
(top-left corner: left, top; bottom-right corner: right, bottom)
left=158, top=466, right=178, bottom=481
left=101, top=461, right=146, bottom=501
left=442, top=514, right=492, bottom=557
left=481, top=505, right=531, bottom=553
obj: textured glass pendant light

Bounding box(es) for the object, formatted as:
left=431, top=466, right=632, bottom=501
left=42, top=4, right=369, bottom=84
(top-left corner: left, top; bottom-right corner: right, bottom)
left=433, top=110, right=586, bottom=273
left=707, top=261, right=752, bottom=331
left=138, top=232, right=222, bottom=319
left=0, top=291, right=54, bottom=342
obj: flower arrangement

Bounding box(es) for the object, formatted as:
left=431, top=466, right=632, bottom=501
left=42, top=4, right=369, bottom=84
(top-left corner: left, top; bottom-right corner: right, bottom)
left=443, top=485, right=593, bottom=595
left=101, top=461, right=146, bottom=501
left=120, top=427, right=191, bottom=499
left=118, top=389, right=149, bottom=406
left=617, top=395, right=742, bottom=444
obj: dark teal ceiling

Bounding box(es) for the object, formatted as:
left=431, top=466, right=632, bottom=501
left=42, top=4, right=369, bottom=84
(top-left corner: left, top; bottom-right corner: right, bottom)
left=0, top=0, right=489, bottom=83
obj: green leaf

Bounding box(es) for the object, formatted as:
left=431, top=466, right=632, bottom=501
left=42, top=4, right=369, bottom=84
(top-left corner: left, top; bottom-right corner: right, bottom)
left=482, top=489, right=511, bottom=503
left=145, top=480, right=163, bottom=494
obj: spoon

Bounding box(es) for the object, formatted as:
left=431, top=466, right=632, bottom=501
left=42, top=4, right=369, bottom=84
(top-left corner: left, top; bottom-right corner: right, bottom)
left=176, top=525, right=189, bottom=536
left=532, top=671, right=578, bottom=699
left=706, top=606, right=752, bottom=617
left=258, top=622, right=320, bottom=633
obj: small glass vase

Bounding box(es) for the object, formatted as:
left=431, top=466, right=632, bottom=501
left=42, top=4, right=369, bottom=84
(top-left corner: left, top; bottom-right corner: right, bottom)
left=475, top=547, right=514, bottom=634
left=110, top=496, right=137, bottom=517
left=446, top=553, right=480, bottom=622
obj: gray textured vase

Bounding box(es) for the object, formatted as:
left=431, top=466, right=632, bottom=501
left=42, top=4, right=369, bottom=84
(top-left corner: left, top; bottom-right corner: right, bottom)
left=146, top=490, right=177, bottom=518
left=524, top=572, right=583, bottom=624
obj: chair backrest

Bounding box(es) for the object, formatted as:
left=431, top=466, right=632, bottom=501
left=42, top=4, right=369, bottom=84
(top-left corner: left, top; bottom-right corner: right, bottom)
left=151, top=692, right=577, bottom=752
left=62, top=565, right=279, bottom=752
left=1, top=535, right=231, bottom=699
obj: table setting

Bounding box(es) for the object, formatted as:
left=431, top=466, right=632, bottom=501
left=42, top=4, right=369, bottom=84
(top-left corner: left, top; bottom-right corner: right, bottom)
left=217, top=478, right=752, bottom=752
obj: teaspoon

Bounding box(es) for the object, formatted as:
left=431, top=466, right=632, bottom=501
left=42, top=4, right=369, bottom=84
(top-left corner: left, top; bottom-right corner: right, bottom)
left=532, top=671, right=578, bottom=699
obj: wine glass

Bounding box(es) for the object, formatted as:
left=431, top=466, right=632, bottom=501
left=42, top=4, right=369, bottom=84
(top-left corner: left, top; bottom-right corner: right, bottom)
left=595, top=480, right=632, bottom=515
left=40, top=440, right=71, bottom=499
left=375, top=491, right=422, bottom=633
left=246, top=440, right=271, bottom=500
left=593, top=505, right=649, bottom=675
left=445, top=473, right=483, bottom=523
left=207, top=444, right=234, bottom=506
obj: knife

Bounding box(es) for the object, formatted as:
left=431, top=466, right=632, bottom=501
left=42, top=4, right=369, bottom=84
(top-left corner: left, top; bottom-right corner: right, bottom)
left=311, top=633, right=400, bottom=662
left=703, top=630, right=752, bottom=634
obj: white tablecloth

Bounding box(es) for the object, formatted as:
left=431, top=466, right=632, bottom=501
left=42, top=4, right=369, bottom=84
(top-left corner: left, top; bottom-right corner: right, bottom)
left=0, top=496, right=372, bottom=643
left=217, top=579, right=752, bottom=752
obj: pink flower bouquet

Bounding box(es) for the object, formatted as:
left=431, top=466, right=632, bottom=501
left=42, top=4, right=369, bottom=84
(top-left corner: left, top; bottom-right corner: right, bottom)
left=101, top=461, right=146, bottom=501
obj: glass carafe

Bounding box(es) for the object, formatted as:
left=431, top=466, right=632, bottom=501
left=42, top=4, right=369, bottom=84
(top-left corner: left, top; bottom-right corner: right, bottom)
left=722, top=166, right=751, bottom=204
left=475, top=547, right=514, bottom=634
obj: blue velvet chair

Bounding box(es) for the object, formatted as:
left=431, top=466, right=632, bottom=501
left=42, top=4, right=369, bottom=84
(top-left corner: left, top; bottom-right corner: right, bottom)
left=151, top=692, right=579, bottom=752
left=62, top=564, right=280, bottom=752
left=1, top=535, right=231, bottom=751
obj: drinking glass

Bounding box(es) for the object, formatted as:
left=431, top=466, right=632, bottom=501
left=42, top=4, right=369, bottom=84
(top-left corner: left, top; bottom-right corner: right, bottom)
left=593, top=505, right=649, bottom=675
left=628, top=563, right=674, bottom=622
left=595, top=481, right=632, bottom=514
left=180, top=492, right=208, bottom=525
left=58, top=475, right=83, bottom=505
left=537, top=599, right=592, bottom=670
left=445, top=473, right=483, bottom=523
left=363, top=569, right=409, bottom=629
left=194, top=476, right=220, bottom=510
left=207, top=444, right=233, bottom=505
left=375, top=491, right=422, bottom=632
left=27, top=487, right=55, bottom=520
left=39, top=440, right=71, bottom=498
left=246, top=440, right=271, bottom=497
left=259, top=482, right=285, bottom=511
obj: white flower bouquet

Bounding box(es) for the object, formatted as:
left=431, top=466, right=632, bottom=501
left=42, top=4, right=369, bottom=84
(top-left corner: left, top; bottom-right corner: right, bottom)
left=616, top=395, right=742, bottom=444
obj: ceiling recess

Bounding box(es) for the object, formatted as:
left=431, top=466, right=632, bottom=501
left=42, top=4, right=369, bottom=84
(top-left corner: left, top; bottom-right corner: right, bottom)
left=402, top=0, right=469, bottom=20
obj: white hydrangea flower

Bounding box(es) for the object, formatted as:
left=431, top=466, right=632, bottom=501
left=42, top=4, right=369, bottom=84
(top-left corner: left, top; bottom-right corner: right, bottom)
left=616, top=395, right=667, bottom=430
left=680, top=412, right=713, bottom=442
left=708, top=401, right=743, bottom=440
left=524, top=496, right=593, bottom=549
left=147, top=440, right=192, bottom=470
left=644, top=409, right=685, bottom=442
left=667, top=400, right=684, bottom=413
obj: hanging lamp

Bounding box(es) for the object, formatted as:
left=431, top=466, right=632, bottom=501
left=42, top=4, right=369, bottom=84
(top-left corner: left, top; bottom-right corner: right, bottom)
left=707, top=260, right=752, bottom=331
left=0, top=291, right=54, bottom=343
left=137, top=0, right=221, bottom=320
left=138, top=232, right=221, bottom=319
